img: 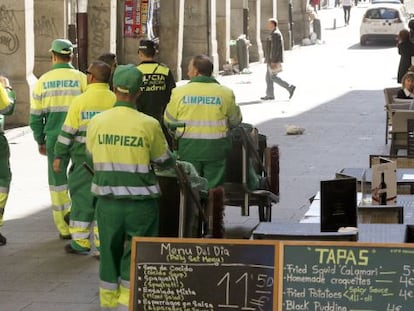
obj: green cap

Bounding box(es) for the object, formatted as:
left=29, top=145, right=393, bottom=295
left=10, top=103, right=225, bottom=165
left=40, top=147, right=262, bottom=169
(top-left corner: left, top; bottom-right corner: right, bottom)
left=113, top=64, right=143, bottom=94
left=49, top=39, right=73, bottom=55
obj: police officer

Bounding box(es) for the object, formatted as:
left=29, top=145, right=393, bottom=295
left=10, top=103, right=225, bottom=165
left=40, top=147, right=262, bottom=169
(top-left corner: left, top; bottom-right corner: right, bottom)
left=0, top=75, right=16, bottom=246
left=30, top=39, right=87, bottom=239
left=136, top=39, right=176, bottom=147
left=53, top=60, right=116, bottom=255
left=164, top=54, right=242, bottom=188
left=86, top=64, right=175, bottom=310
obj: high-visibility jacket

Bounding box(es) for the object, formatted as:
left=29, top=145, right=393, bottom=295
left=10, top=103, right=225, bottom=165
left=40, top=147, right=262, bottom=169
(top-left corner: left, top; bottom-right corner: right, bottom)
left=136, top=61, right=176, bottom=121
left=54, top=83, right=116, bottom=160
left=164, top=75, right=242, bottom=161
left=0, top=85, right=16, bottom=132
left=30, top=63, right=87, bottom=144
left=86, top=101, right=175, bottom=200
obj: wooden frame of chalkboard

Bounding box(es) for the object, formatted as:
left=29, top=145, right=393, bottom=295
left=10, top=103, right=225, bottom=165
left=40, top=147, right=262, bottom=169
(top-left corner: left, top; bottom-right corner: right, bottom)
left=130, top=237, right=279, bottom=311
left=279, top=240, right=414, bottom=311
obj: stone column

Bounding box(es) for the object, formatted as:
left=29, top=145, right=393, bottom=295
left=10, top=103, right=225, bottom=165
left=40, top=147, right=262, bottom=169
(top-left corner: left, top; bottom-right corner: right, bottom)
left=248, top=0, right=263, bottom=63
left=34, top=0, right=67, bottom=77
left=208, top=0, right=219, bottom=75
left=216, top=0, right=230, bottom=70
left=88, top=0, right=117, bottom=62
left=0, top=1, right=37, bottom=126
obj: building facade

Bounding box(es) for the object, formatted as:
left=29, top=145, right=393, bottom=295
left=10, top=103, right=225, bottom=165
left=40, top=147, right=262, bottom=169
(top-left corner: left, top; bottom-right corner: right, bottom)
left=0, top=0, right=309, bottom=126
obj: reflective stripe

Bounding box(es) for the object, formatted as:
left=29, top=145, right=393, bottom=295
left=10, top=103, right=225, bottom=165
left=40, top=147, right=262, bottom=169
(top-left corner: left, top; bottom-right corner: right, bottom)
left=164, top=111, right=178, bottom=122
left=57, top=135, right=72, bottom=145
left=181, top=132, right=227, bottom=139
left=92, top=183, right=160, bottom=196
left=120, top=279, right=130, bottom=289
left=30, top=108, right=43, bottom=116
left=152, top=151, right=172, bottom=164
left=49, top=106, right=70, bottom=113
left=32, top=93, right=42, bottom=101
left=0, top=186, right=9, bottom=194
left=100, top=280, right=119, bottom=291
left=70, top=220, right=90, bottom=229
left=52, top=202, right=70, bottom=212
left=62, top=124, right=77, bottom=134
left=94, top=162, right=150, bottom=173
left=74, top=136, right=86, bottom=143
left=71, top=232, right=90, bottom=240
left=42, top=89, right=82, bottom=98
left=49, top=184, right=68, bottom=192
left=79, top=125, right=88, bottom=132
left=182, top=119, right=227, bottom=127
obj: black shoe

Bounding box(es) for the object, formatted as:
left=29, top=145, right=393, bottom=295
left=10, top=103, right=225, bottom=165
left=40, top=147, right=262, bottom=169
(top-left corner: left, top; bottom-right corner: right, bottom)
left=64, top=243, right=90, bottom=255
left=260, top=96, right=275, bottom=100
left=0, top=233, right=6, bottom=246
left=59, top=233, right=71, bottom=240
left=289, top=85, right=296, bottom=99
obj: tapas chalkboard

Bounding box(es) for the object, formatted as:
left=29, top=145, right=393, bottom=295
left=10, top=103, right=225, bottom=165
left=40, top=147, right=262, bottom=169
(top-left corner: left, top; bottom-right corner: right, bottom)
left=280, top=241, right=414, bottom=311
left=130, top=237, right=277, bottom=311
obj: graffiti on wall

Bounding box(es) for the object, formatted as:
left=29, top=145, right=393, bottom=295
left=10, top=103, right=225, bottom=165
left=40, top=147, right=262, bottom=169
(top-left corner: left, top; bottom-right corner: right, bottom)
left=0, top=5, right=20, bottom=55
left=34, top=16, right=58, bottom=39
left=124, top=0, right=149, bottom=38
left=90, top=5, right=109, bottom=57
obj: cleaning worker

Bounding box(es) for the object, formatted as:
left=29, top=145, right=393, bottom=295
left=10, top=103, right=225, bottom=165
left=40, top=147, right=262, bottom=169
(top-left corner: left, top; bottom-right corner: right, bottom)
left=30, top=39, right=87, bottom=239
left=0, top=74, right=16, bottom=246
left=53, top=60, right=116, bottom=255
left=86, top=64, right=175, bottom=310
left=164, top=54, right=242, bottom=188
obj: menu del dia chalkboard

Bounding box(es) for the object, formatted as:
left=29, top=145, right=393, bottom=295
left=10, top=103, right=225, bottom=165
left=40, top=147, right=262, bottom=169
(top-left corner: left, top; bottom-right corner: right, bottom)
left=130, top=237, right=278, bottom=311
left=280, top=241, right=414, bottom=311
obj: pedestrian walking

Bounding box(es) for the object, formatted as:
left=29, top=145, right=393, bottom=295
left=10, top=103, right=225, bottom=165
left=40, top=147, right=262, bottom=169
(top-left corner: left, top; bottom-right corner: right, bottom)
left=29, top=39, right=87, bottom=239
left=53, top=60, right=116, bottom=255
left=86, top=64, right=175, bottom=310
left=261, top=18, right=296, bottom=101
left=342, top=0, right=352, bottom=26
left=0, top=75, right=16, bottom=246
left=136, top=39, right=176, bottom=147
left=164, top=54, right=242, bottom=188
left=397, top=29, right=414, bottom=83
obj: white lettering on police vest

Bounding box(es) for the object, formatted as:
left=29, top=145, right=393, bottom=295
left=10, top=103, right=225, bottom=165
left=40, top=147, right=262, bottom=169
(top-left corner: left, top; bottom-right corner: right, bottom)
left=97, top=134, right=143, bottom=147
left=183, top=95, right=222, bottom=105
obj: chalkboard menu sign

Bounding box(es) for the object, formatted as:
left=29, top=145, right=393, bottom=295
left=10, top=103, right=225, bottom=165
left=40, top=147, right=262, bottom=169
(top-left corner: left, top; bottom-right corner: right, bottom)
left=130, top=237, right=277, bottom=311
left=280, top=241, right=414, bottom=311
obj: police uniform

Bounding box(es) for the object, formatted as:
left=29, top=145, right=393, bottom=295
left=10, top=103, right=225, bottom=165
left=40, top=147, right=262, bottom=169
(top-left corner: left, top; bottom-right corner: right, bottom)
left=30, top=39, right=87, bottom=237
left=54, top=82, right=115, bottom=253
left=164, top=75, right=242, bottom=188
left=86, top=64, right=175, bottom=310
left=0, top=83, right=16, bottom=245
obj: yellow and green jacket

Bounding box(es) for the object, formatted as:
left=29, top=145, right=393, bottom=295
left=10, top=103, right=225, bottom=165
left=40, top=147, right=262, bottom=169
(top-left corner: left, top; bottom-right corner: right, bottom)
left=164, top=76, right=242, bottom=160
left=54, top=83, right=115, bottom=162
left=86, top=101, right=175, bottom=200
left=30, top=63, right=87, bottom=144
left=0, top=85, right=16, bottom=132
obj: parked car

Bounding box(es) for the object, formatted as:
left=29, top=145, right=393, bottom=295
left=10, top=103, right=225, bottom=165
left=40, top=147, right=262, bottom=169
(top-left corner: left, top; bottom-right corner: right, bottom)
left=371, top=0, right=402, bottom=4
left=360, top=3, right=409, bottom=46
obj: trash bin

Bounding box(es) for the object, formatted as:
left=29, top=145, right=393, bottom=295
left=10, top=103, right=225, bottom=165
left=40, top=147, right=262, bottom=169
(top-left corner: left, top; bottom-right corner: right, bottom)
left=236, top=34, right=250, bottom=71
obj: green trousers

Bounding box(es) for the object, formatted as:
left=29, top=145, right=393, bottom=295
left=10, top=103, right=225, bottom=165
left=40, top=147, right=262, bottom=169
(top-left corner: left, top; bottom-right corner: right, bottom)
left=46, top=136, right=71, bottom=236
left=67, top=158, right=98, bottom=250
left=181, top=158, right=226, bottom=188
left=96, top=197, right=159, bottom=310
left=0, top=134, right=11, bottom=227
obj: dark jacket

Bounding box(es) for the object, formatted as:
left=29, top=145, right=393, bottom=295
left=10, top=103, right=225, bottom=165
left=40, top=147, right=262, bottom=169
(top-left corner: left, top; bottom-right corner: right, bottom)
left=397, top=40, right=414, bottom=83
left=265, top=28, right=284, bottom=64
